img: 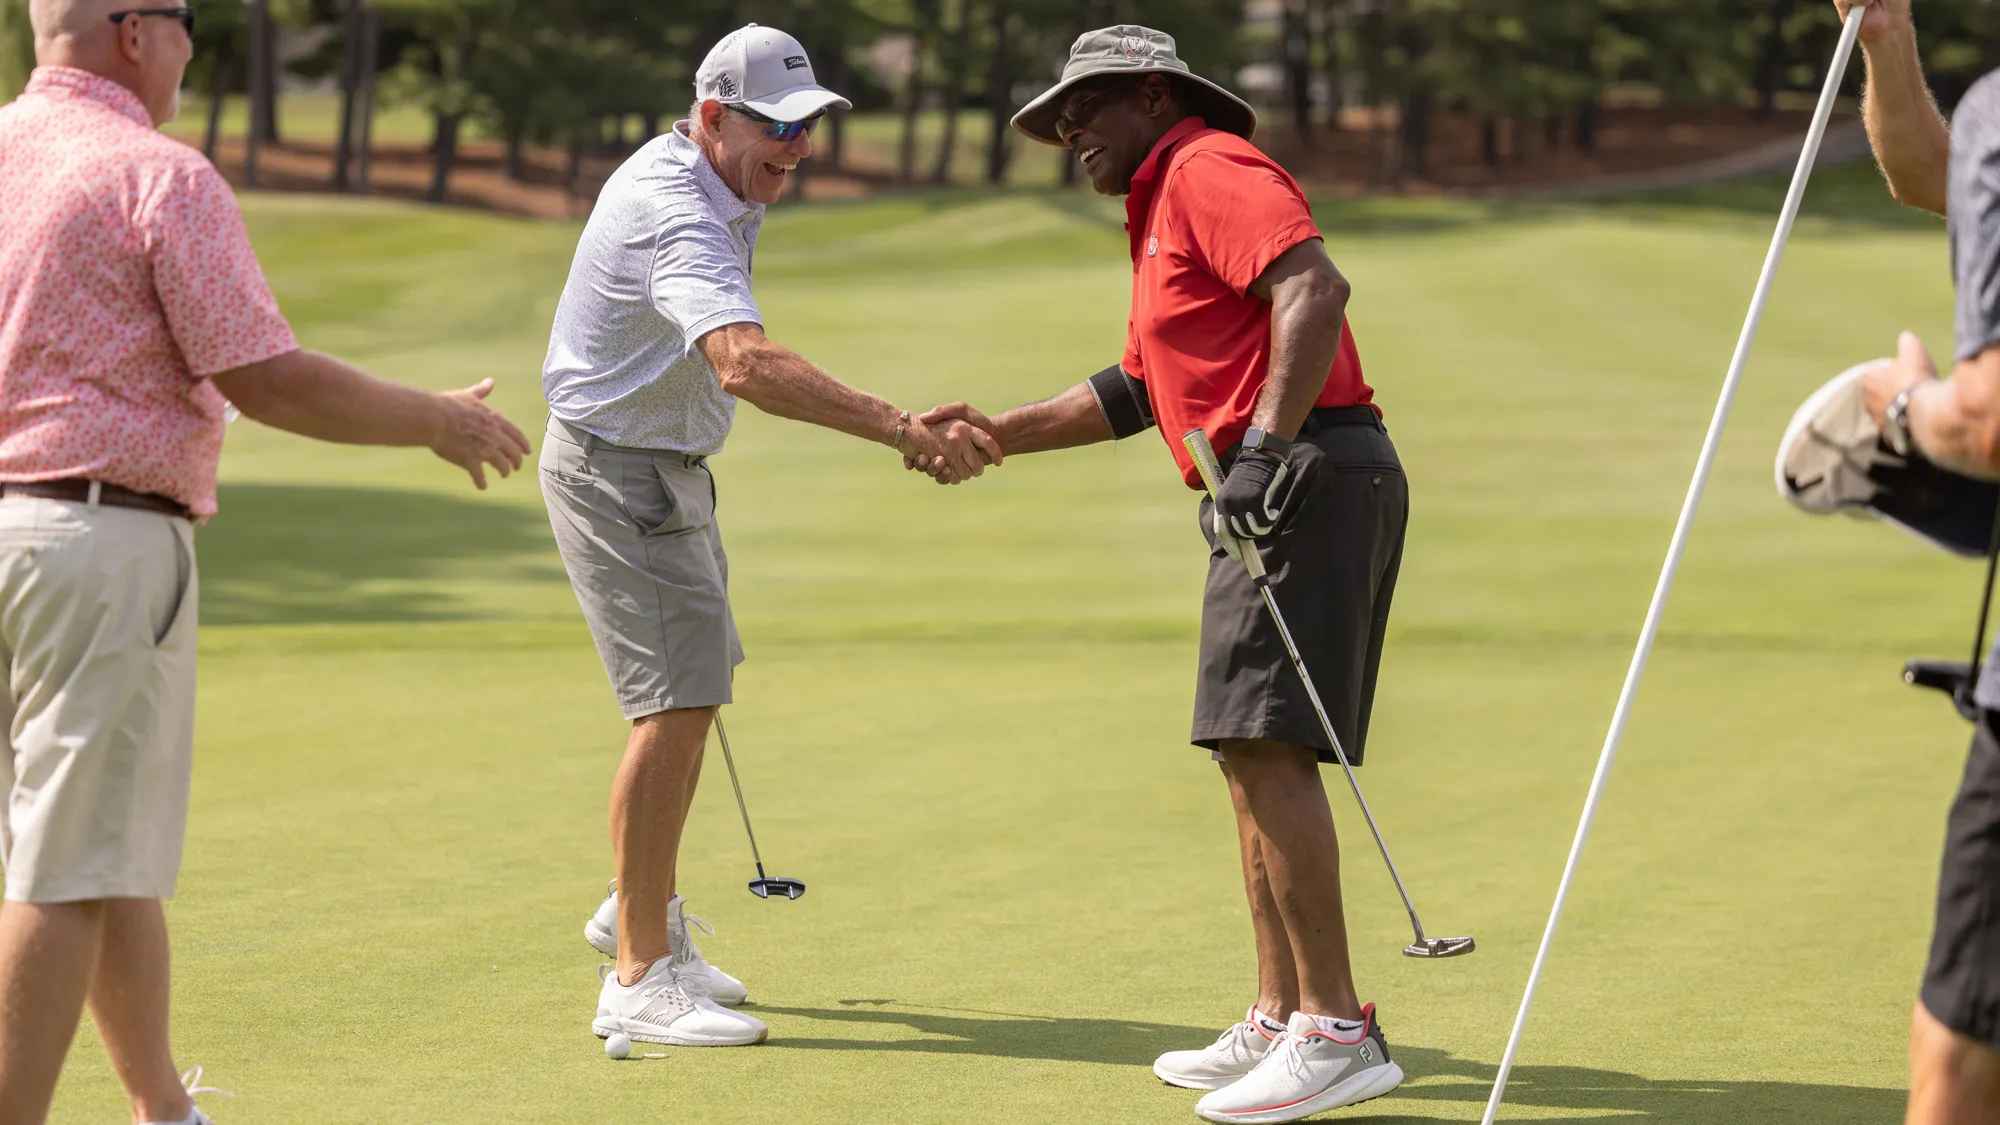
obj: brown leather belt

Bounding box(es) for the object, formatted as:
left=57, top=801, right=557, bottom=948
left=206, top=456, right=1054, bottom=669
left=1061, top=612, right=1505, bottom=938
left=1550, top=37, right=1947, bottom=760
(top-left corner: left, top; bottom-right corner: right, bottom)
left=0, top=479, right=191, bottom=520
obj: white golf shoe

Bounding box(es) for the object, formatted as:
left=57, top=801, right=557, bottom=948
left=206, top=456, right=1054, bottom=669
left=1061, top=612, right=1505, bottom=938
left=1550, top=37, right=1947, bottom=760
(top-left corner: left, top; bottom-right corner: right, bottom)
left=1193, top=1007, right=1403, bottom=1123
left=1154, top=1008, right=1287, bottom=1090
left=584, top=883, right=750, bottom=1006
left=592, top=959, right=767, bottom=1047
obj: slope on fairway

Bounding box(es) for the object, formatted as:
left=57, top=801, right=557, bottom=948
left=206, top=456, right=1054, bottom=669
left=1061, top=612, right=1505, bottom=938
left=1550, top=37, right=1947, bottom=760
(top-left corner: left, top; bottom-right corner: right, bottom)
left=41, top=167, right=1956, bottom=1123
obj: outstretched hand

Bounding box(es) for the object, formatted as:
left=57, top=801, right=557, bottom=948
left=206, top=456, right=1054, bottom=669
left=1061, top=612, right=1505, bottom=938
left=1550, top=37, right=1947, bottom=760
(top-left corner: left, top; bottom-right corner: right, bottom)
left=432, top=378, right=532, bottom=490
left=903, top=403, right=1002, bottom=485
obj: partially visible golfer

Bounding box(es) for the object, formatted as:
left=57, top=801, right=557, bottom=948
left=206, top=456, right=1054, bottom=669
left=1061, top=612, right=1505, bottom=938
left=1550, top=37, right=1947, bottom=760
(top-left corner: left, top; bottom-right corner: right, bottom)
left=1834, top=2, right=2000, bottom=1121
left=916, top=25, right=1406, bottom=1123
left=540, top=24, right=997, bottom=1049
left=0, top=3, right=531, bottom=1123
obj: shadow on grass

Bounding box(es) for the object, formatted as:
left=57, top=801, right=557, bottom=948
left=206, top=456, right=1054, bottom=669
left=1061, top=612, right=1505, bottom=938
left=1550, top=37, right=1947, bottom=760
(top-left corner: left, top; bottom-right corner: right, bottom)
left=198, top=482, right=560, bottom=625
left=758, top=1003, right=1903, bottom=1123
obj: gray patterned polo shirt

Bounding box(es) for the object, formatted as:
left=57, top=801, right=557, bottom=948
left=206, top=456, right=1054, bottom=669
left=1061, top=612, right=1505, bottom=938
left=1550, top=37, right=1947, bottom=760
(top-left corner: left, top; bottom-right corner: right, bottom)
left=542, top=121, right=762, bottom=454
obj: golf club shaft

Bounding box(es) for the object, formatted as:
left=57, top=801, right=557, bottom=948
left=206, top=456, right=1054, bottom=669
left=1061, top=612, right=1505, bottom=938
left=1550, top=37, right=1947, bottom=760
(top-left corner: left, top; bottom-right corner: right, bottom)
left=1480, top=9, right=1866, bottom=1122
left=1256, top=581, right=1428, bottom=944
left=713, top=713, right=767, bottom=873
left=1180, top=430, right=1430, bottom=945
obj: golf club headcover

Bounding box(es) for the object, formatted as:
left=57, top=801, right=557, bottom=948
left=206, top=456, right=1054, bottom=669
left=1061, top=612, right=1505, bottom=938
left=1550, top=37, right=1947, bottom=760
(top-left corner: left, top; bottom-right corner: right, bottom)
left=1088, top=364, right=1155, bottom=440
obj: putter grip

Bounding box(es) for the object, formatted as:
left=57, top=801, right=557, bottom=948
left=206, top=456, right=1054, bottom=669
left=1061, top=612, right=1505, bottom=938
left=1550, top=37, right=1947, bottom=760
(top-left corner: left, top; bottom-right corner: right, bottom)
left=1182, top=429, right=1268, bottom=583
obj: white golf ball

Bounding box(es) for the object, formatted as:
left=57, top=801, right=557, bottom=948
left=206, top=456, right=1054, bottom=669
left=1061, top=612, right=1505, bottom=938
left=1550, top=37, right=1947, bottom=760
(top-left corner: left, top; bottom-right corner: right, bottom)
left=604, top=1033, right=632, bottom=1060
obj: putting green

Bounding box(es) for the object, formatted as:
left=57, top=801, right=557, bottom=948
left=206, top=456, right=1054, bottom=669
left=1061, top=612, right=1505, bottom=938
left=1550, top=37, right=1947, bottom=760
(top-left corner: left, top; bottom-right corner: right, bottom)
left=42, top=166, right=1964, bottom=1123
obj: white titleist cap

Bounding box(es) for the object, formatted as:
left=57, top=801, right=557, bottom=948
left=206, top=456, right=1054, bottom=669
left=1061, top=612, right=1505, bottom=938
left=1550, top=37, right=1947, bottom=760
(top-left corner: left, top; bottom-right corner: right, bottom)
left=695, top=24, right=851, bottom=124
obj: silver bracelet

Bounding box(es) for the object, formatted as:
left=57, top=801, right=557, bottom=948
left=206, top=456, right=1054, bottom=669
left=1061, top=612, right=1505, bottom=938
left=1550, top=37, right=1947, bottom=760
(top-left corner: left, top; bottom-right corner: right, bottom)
left=890, top=409, right=911, bottom=451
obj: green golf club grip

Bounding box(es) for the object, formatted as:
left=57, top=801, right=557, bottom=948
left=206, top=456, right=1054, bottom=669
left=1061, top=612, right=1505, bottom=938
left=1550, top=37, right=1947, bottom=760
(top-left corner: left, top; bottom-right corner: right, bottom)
left=1182, top=429, right=1268, bottom=583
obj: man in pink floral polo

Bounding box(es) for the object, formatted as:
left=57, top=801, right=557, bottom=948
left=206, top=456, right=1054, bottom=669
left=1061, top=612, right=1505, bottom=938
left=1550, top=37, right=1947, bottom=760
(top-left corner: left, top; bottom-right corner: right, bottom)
left=0, top=3, right=532, bottom=1122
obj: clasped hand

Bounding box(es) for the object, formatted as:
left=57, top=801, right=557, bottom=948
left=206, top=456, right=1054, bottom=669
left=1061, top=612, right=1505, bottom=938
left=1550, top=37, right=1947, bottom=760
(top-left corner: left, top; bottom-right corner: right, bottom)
left=900, top=403, right=1002, bottom=485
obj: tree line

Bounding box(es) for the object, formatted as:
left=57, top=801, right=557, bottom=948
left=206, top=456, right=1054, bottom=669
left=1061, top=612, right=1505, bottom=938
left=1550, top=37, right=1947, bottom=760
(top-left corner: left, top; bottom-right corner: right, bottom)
left=5, top=0, right=2000, bottom=195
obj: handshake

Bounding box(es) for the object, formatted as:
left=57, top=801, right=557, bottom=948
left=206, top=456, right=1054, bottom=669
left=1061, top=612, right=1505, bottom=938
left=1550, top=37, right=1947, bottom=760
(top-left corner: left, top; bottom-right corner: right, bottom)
left=897, top=403, right=1001, bottom=485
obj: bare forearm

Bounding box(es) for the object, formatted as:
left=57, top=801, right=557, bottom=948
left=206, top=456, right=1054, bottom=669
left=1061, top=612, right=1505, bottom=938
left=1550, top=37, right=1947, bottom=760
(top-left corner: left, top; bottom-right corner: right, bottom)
left=992, top=382, right=1114, bottom=455
left=1863, top=26, right=1950, bottom=216
left=724, top=348, right=901, bottom=446
left=213, top=349, right=445, bottom=446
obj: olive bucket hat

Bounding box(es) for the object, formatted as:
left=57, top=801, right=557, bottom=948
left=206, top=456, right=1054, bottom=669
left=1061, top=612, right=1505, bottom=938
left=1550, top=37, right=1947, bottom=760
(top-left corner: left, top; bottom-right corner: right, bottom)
left=1011, top=24, right=1257, bottom=147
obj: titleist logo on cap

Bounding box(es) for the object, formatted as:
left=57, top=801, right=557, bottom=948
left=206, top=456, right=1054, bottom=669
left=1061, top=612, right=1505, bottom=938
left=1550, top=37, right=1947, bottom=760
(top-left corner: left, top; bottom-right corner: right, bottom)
left=784, top=55, right=808, bottom=70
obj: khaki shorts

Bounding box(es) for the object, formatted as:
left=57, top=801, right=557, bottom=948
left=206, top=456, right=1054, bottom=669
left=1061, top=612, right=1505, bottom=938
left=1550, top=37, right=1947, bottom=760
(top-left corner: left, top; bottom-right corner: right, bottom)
left=0, top=498, right=197, bottom=904
left=540, top=417, right=743, bottom=720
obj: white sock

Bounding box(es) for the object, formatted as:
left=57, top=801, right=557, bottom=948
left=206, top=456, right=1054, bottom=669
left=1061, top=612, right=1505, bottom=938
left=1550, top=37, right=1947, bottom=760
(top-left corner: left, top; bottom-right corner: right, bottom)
left=1251, top=1007, right=1288, bottom=1036
left=1305, top=1012, right=1366, bottom=1038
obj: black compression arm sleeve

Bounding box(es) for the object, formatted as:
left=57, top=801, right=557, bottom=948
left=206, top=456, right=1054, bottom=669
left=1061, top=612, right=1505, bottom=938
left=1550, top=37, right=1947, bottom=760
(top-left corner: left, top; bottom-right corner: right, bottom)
left=1087, top=364, right=1156, bottom=440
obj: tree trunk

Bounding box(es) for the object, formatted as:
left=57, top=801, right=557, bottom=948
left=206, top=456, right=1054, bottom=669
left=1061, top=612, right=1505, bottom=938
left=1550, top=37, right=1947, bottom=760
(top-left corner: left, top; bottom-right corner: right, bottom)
left=352, top=7, right=380, bottom=194
left=253, top=0, right=279, bottom=144
left=1480, top=116, right=1498, bottom=166
left=243, top=0, right=269, bottom=188
left=1317, top=0, right=1343, bottom=131
left=429, top=112, right=461, bottom=203
left=898, top=0, right=938, bottom=184
left=1514, top=113, right=1531, bottom=164
left=202, top=44, right=230, bottom=163
left=985, top=0, right=1014, bottom=186
left=1399, top=90, right=1431, bottom=178
left=504, top=129, right=526, bottom=182
left=1544, top=113, right=1563, bottom=151
left=1756, top=0, right=1792, bottom=119
left=1575, top=101, right=1599, bottom=154
left=1284, top=1, right=1313, bottom=142
left=565, top=133, right=585, bottom=196
left=331, top=1, right=362, bottom=191
left=641, top=114, right=659, bottom=140
left=930, top=3, right=973, bottom=185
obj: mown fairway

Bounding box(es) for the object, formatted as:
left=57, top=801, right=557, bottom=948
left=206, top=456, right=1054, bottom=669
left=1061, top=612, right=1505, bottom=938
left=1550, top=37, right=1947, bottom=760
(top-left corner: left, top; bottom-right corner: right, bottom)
left=42, top=166, right=1965, bottom=1123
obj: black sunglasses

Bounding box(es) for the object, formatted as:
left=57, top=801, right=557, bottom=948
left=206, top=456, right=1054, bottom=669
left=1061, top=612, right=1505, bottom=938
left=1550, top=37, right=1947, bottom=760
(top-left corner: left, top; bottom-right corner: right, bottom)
left=1055, top=84, right=1129, bottom=140
left=108, top=7, right=196, bottom=37
left=724, top=103, right=824, bottom=143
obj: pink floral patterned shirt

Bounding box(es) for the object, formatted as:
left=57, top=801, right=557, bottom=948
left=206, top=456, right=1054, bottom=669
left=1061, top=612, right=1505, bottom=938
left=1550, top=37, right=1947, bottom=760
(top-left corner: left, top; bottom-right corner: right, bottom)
left=0, top=67, right=299, bottom=519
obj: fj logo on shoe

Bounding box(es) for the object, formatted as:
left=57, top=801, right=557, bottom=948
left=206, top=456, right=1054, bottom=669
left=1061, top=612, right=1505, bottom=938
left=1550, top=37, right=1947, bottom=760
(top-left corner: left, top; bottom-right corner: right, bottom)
left=1147, top=236, right=1159, bottom=258
left=1359, top=1043, right=1375, bottom=1064
left=784, top=55, right=809, bottom=70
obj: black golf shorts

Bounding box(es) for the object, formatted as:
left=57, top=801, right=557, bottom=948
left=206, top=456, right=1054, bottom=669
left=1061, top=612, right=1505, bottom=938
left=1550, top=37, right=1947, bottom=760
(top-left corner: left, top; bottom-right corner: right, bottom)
left=1923, top=711, right=2000, bottom=1051
left=1192, top=411, right=1408, bottom=765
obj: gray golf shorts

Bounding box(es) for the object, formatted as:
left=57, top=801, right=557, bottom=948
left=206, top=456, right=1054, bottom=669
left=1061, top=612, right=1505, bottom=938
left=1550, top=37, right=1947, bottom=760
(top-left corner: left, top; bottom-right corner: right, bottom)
left=540, top=416, right=744, bottom=720
left=1194, top=411, right=1408, bottom=766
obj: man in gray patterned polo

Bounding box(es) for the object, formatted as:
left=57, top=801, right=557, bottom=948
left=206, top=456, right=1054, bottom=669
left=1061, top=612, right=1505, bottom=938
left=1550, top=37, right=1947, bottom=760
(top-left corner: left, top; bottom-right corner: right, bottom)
left=540, top=23, right=997, bottom=1048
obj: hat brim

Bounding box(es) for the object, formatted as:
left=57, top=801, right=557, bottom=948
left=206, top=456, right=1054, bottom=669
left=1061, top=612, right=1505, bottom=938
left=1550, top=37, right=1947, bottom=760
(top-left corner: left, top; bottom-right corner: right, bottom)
left=738, top=84, right=852, bottom=123
left=1010, top=66, right=1256, bottom=148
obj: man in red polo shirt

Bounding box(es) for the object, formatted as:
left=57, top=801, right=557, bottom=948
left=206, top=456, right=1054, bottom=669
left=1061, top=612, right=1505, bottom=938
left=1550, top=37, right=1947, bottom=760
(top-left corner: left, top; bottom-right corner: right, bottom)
left=916, top=24, right=1410, bottom=1124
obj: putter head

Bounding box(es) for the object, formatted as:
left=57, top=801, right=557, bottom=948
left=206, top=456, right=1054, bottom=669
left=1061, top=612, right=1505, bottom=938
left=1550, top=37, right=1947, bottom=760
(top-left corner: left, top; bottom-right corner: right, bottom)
left=748, top=877, right=806, bottom=900
left=1404, top=936, right=1476, bottom=959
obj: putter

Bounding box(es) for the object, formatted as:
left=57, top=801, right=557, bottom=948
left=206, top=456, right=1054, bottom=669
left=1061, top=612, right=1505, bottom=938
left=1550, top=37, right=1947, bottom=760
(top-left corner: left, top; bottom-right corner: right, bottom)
left=714, top=713, right=805, bottom=900
left=1904, top=511, right=2000, bottom=721
left=1481, top=8, right=1868, bottom=1122
left=1184, top=430, right=1474, bottom=961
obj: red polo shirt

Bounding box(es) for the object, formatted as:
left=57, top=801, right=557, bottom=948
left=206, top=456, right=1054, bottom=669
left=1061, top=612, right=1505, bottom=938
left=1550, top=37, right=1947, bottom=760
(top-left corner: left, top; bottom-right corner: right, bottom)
left=1122, top=117, right=1373, bottom=489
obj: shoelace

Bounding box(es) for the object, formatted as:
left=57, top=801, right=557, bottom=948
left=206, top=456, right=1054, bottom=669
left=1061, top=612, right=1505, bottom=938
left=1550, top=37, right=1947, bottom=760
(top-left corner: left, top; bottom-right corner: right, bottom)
left=671, top=908, right=716, bottom=965
left=179, top=1064, right=231, bottom=1096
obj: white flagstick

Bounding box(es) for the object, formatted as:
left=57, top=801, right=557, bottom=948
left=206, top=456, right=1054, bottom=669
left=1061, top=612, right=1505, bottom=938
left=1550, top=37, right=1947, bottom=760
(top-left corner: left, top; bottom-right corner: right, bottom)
left=1480, top=7, right=1869, bottom=1122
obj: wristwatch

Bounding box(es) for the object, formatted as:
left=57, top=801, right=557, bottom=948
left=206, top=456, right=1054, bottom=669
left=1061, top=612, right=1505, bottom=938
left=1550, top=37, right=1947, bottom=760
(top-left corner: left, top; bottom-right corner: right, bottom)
left=1884, top=386, right=1917, bottom=457
left=1241, top=427, right=1293, bottom=460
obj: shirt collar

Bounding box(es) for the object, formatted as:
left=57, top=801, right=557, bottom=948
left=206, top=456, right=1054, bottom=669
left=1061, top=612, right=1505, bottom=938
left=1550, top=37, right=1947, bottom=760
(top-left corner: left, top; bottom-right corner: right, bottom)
left=667, top=120, right=762, bottom=227
left=1125, top=116, right=1210, bottom=260
left=24, top=67, right=153, bottom=127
